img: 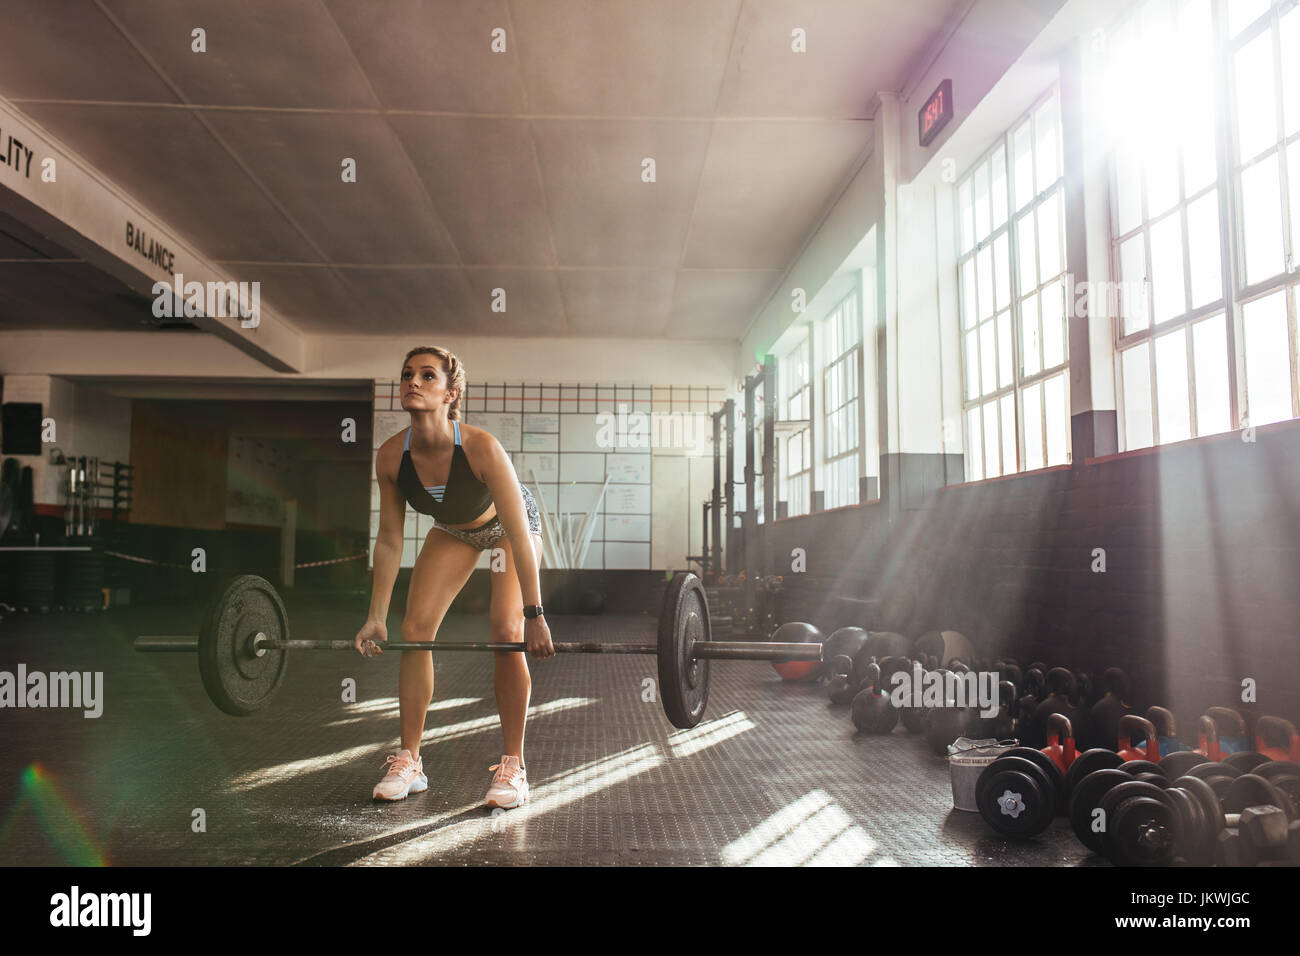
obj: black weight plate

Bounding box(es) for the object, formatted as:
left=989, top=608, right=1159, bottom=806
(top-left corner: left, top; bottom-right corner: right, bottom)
left=1159, top=750, right=1211, bottom=779
left=1185, top=761, right=1242, bottom=781
left=1172, top=775, right=1225, bottom=834
left=1165, top=787, right=1211, bottom=865
left=657, top=572, right=711, bottom=729
left=1066, top=748, right=1124, bottom=798
left=1253, top=760, right=1300, bottom=781
left=1222, top=750, right=1270, bottom=773
left=1097, top=780, right=1175, bottom=849
left=1134, top=772, right=1172, bottom=788
left=1107, top=795, right=1181, bottom=867
left=976, top=763, right=1054, bottom=838
left=1117, top=760, right=1165, bottom=778
left=1069, top=769, right=1133, bottom=853
left=1223, top=773, right=1291, bottom=819
left=1252, top=764, right=1300, bottom=813
left=197, top=574, right=289, bottom=716
left=1001, top=746, right=1067, bottom=814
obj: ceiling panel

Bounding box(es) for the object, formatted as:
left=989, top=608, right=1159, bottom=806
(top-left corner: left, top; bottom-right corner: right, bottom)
left=102, top=0, right=380, bottom=109
left=17, top=103, right=319, bottom=263
left=531, top=118, right=712, bottom=268
left=508, top=0, right=740, bottom=117
left=0, top=0, right=177, bottom=103
left=684, top=119, right=868, bottom=269
left=324, top=0, right=528, bottom=113
left=667, top=270, right=775, bottom=339
left=388, top=115, right=554, bottom=267
left=204, top=110, right=458, bottom=265
left=558, top=269, right=676, bottom=337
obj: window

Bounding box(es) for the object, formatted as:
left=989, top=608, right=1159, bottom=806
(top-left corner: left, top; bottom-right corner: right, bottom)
left=822, top=292, right=862, bottom=509
left=956, top=88, right=1070, bottom=480
left=1108, top=0, right=1300, bottom=444
left=781, top=336, right=812, bottom=517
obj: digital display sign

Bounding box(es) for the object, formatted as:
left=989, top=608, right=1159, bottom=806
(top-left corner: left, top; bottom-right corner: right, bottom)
left=919, top=79, right=954, bottom=148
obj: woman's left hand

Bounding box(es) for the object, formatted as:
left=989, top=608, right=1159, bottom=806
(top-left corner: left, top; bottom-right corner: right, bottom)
left=525, top=616, right=554, bottom=659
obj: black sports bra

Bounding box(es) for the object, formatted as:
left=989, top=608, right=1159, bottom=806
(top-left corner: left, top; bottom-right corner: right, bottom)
left=396, top=420, right=494, bottom=524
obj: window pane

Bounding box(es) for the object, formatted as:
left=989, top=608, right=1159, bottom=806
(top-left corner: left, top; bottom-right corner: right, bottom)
left=974, top=161, right=991, bottom=240
left=1115, top=143, right=1143, bottom=236
left=1242, top=290, right=1294, bottom=425
left=1044, top=373, right=1068, bottom=465
left=1291, top=146, right=1300, bottom=272
left=1120, top=234, right=1149, bottom=335
left=994, top=233, right=1011, bottom=312
left=1037, top=191, right=1063, bottom=282
left=1034, top=95, right=1061, bottom=193
left=1235, top=30, right=1279, bottom=162
left=1230, top=0, right=1271, bottom=38
left=1182, top=119, right=1218, bottom=197
left=1150, top=213, right=1187, bottom=323
left=958, top=178, right=974, bottom=253
left=997, top=309, right=1013, bottom=388
left=1022, top=294, right=1041, bottom=376
left=1192, top=313, right=1231, bottom=435
left=1023, top=382, right=1044, bottom=470
left=983, top=402, right=1001, bottom=477
left=964, top=330, right=980, bottom=400
left=1145, top=131, right=1181, bottom=219
left=1042, top=277, right=1066, bottom=369
left=1000, top=393, right=1017, bottom=473
left=980, top=320, right=997, bottom=396
left=1186, top=189, right=1222, bottom=308
left=1154, top=327, right=1191, bottom=443
left=1241, top=154, right=1285, bottom=285
left=967, top=407, right=984, bottom=481
left=1017, top=213, right=1037, bottom=291
left=1013, top=120, right=1034, bottom=209
left=961, top=257, right=977, bottom=328
left=1180, top=2, right=1217, bottom=193
left=1122, top=343, right=1154, bottom=449
left=992, top=146, right=1009, bottom=228
left=977, top=245, right=994, bottom=319
left=1283, top=7, right=1300, bottom=137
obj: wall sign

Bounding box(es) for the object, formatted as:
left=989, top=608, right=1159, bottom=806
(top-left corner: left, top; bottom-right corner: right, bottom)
left=919, top=79, right=954, bottom=148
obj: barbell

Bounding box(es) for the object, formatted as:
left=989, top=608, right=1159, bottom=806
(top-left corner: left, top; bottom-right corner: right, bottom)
left=132, top=571, right=823, bottom=729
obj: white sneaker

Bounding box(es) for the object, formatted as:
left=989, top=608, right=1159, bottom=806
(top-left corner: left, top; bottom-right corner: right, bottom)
left=372, top=749, right=428, bottom=801
left=485, top=755, right=529, bottom=809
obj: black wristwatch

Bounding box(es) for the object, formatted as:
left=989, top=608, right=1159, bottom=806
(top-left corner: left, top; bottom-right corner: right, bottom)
left=523, top=604, right=544, bottom=620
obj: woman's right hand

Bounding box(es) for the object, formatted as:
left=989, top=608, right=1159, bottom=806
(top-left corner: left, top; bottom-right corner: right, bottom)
left=355, top=618, right=387, bottom=658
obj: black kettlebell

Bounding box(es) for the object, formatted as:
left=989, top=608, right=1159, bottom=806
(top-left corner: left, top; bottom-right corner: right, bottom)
left=850, top=661, right=899, bottom=734
left=826, top=654, right=861, bottom=705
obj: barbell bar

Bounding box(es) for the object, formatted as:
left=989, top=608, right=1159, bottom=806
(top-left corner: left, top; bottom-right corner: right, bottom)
left=135, top=635, right=823, bottom=661
left=133, top=571, right=823, bottom=729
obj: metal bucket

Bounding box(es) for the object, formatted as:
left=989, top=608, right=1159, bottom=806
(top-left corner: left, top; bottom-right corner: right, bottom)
left=949, top=739, right=1017, bottom=811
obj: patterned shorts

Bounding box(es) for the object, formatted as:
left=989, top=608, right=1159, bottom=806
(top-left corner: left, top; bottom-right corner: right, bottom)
left=430, top=482, right=543, bottom=552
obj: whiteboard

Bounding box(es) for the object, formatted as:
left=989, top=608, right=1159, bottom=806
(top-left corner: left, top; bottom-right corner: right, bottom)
left=373, top=411, right=408, bottom=449
left=523, top=432, right=558, bottom=452
left=471, top=412, right=522, bottom=451
left=606, top=453, right=650, bottom=483
left=524, top=413, right=560, bottom=433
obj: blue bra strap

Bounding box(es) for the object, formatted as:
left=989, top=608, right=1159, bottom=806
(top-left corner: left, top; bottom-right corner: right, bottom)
left=404, top=428, right=412, bottom=451
left=453, top=420, right=462, bottom=445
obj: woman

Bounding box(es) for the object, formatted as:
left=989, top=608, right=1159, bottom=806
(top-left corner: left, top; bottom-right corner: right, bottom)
left=355, top=346, right=551, bottom=809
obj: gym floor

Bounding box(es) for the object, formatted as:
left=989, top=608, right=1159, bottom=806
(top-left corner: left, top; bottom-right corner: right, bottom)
left=0, top=595, right=1101, bottom=867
